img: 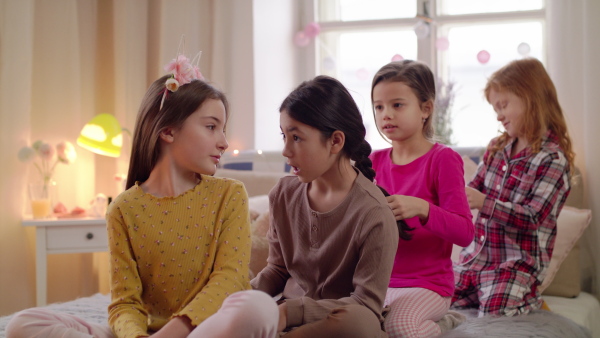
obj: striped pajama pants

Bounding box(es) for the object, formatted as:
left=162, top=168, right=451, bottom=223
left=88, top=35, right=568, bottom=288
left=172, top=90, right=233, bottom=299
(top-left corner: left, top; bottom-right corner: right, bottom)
left=383, top=287, right=450, bottom=338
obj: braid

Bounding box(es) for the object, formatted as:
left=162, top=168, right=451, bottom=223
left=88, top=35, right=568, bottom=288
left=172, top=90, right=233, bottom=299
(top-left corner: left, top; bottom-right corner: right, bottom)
left=351, top=140, right=376, bottom=182
left=378, top=186, right=414, bottom=241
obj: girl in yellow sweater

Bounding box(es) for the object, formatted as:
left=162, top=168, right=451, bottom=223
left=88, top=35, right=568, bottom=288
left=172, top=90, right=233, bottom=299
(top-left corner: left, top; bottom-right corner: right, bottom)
left=7, top=52, right=277, bottom=338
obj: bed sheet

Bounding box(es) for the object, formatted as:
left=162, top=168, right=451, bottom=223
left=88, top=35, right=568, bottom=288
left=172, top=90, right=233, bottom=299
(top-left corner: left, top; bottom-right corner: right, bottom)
left=0, top=292, right=597, bottom=337
left=545, top=291, right=600, bottom=337
left=0, top=293, right=110, bottom=338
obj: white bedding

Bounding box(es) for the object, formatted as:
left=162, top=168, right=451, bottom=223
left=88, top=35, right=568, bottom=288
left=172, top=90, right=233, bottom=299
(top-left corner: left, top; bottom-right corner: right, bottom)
left=0, top=292, right=597, bottom=337
left=545, top=291, right=600, bottom=337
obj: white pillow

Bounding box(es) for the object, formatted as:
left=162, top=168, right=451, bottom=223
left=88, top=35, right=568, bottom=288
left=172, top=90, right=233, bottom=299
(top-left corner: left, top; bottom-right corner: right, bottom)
left=540, top=206, right=592, bottom=292
left=248, top=195, right=270, bottom=219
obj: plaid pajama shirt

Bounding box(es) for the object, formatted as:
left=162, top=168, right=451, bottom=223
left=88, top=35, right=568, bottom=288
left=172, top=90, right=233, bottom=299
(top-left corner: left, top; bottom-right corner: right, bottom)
left=452, top=130, right=571, bottom=317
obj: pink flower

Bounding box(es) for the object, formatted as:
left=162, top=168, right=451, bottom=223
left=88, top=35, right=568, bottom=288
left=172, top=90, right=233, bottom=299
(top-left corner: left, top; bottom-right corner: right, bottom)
left=163, top=54, right=202, bottom=87
left=38, top=142, right=55, bottom=161
left=193, top=67, right=204, bottom=81
left=17, top=140, right=77, bottom=183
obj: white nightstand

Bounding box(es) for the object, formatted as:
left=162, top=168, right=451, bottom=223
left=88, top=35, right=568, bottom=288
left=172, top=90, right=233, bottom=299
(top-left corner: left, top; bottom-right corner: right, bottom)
left=22, top=216, right=108, bottom=306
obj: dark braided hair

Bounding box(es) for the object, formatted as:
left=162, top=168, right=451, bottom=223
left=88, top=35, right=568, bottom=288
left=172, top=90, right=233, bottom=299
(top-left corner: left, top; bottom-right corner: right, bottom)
left=378, top=187, right=414, bottom=241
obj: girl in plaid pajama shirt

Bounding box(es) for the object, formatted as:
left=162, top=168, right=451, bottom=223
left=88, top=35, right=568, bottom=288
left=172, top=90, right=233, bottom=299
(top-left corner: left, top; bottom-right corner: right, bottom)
left=369, top=60, right=475, bottom=337
left=452, top=58, right=575, bottom=318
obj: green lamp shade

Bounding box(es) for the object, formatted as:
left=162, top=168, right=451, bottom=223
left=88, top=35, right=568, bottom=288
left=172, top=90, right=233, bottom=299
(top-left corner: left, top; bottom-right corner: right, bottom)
left=77, top=114, right=123, bottom=157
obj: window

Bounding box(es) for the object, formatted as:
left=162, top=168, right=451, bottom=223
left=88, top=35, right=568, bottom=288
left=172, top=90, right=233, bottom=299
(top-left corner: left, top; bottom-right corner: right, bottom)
left=308, top=0, right=546, bottom=149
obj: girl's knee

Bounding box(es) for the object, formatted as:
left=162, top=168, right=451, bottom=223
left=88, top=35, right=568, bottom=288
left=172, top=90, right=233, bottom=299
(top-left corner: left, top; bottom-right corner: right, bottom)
left=5, top=310, right=30, bottom=338
left=329, top=305, right=382, bottom=338
left=218, top=290, right=278, bottom=336
left=225, top=290, right=278, bottom=321
left=6, top=308, right=60, bottom=338
left=384, top=312, right=422, bottom=338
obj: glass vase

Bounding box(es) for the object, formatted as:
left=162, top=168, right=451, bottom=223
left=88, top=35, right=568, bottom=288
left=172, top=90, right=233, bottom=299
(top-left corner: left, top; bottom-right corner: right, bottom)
left=28, top=180, right=56, bottom=219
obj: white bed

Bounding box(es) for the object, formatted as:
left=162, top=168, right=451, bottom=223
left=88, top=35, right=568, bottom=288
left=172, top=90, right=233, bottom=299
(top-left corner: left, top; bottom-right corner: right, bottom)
left=545, top=292, right=600, bottom=336
left=0, top=292, right=595, bottom=338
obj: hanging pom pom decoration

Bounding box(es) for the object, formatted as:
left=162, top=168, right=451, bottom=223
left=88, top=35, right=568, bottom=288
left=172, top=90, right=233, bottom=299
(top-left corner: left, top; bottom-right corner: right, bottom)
left=294, top=31, right=310, bottom=47
left=413, top=20, right=430, bottom=40
left=323, top=56, right=336, bottom=71
left=517, top=42, right=531, bottom=56
left=391, top=54, right=404, bottom=62
left=356, top=68, right=370, bottom=82
left=436, top=37, right=449, bottom=51
left=304, top=22, right=321, bottom=39
left=477, top=50, right=491, bottom=64
left=293, top=22, right=321, bottom=48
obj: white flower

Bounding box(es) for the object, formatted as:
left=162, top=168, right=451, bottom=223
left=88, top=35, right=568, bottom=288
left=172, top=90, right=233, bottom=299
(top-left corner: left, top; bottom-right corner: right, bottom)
left=56, top=141, right=77, bottom=164
left=17, top=140, right=77, bottom=183
left=165, top=78, right=180, bottom=92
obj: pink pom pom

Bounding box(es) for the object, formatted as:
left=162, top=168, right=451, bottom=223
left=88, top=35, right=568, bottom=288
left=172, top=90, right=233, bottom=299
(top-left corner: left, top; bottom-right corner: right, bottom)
left=477, top=50, right=491, bottom=64
left=391, top=54, right=404, bottom=62
left=304, top=22, right=321, bottom=38
left=294, top=31, right=310, bottom=47
left=436, top=37, right=449, bottom=51
left=356, top=68, right=370, bottom=82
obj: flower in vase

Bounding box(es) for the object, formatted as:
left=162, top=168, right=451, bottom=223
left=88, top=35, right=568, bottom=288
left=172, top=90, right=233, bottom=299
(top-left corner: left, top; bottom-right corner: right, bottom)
left=56, top=141, right=77, bottom=164
left=18, top=140, right=77, bottom=184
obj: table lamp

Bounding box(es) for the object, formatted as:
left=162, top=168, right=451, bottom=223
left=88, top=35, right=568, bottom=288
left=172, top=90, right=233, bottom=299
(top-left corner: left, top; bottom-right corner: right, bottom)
left=76, top=113, right=124, bottom=157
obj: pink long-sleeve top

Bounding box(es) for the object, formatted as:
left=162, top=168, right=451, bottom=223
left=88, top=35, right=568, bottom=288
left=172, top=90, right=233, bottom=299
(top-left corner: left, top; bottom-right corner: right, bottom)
left=370, top=143, right=474, bottom=296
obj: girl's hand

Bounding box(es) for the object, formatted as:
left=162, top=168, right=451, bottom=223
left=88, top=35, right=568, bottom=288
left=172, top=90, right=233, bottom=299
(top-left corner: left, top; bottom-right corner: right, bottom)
left=278, top=302, right=288, bottom=332
left=465, top=187, right=485, bottom=210
left=149, top=316, right=193, bottom=338
left=386, top=195, right=429, bottom=223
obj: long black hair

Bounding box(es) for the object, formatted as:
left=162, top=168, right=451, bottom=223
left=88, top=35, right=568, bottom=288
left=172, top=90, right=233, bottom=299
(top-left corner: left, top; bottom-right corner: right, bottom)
left=280, top=75, right=413, bottom=240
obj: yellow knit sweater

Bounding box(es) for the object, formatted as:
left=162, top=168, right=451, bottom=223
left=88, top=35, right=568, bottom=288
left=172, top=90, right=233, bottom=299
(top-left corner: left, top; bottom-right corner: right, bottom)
left=106, top=175, right=252, bottom=338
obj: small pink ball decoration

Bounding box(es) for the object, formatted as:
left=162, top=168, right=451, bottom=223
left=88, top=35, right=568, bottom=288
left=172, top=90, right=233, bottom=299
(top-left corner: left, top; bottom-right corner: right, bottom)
left=294, top=31, right=310, bottom=47
left=391, top=54, right=404, bottom=62
left=323, top=56, right=336, bottom=70
left=477, top=50, right=491, bottom=64
left=436, top=37, right=449, bottom=51
left=356, top=68, right=370, bottom=81
left=304, top=22, right=321, bottom=39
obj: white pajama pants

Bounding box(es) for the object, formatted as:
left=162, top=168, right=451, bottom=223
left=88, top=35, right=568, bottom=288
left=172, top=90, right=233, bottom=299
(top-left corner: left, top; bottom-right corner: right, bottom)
left=6, top=290, right=278, bottom=338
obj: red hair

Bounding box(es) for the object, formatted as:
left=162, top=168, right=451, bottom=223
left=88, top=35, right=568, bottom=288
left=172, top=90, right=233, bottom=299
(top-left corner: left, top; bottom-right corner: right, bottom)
left=484, top=58, right=574, bottom=172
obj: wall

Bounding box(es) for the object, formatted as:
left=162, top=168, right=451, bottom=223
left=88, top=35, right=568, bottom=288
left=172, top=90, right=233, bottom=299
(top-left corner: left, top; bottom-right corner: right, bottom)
left=253, top=0, right=299, bottom=151
left=547, top=0, right=600, bottom=295
left=0, top=0, right=218, bottom=316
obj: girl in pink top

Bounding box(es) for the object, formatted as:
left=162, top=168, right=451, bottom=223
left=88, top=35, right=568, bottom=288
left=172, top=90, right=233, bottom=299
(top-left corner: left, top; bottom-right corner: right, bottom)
left=369, top=60, right=474, bottom=338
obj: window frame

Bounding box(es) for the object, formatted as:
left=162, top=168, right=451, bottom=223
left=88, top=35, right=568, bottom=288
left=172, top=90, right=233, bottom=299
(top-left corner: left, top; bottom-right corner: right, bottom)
left=301, top=0, right=547, bottom=147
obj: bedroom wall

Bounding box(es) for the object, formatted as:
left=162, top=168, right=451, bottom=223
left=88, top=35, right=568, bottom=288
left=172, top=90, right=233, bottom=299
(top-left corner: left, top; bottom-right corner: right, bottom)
left=547, top=0, right=600, bottom=296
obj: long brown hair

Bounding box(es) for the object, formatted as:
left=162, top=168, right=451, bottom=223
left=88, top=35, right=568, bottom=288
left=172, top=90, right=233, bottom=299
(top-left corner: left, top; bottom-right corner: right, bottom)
left=371, top=60, right=436, bottom=141
left=484, top=58, right=574, bottom=173
left=125, top=75, right=229, bottom=189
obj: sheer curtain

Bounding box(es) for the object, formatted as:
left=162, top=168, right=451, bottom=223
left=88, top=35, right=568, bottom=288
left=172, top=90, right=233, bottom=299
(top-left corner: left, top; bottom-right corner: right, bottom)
left=0, top=0, right=223, bottom=315
left=547, top=0, right=600, bottom=298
